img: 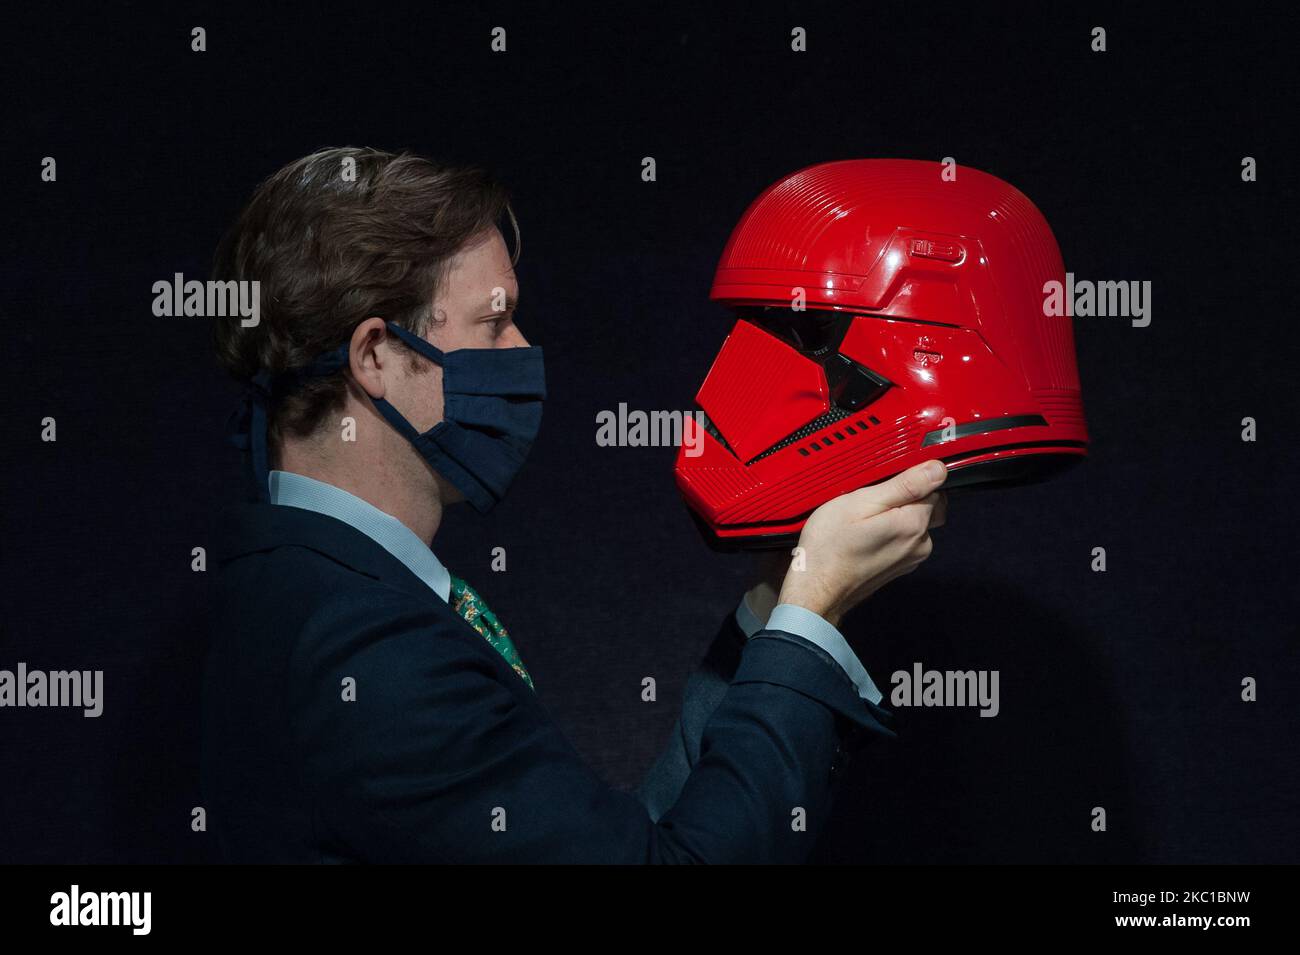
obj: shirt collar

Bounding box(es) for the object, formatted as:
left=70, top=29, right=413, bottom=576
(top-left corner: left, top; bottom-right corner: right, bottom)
left=267, top=470, right=451, bottom=603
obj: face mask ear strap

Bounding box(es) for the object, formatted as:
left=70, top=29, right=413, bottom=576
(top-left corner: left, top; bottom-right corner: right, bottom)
left=368, top=321, right=449, bottom=442
left=371, top=396, right=427, bottom=444
left=302, top=344, right=350, bottom=377
left=232, top=345, right=350, bottom=503
left=384, top=320, right=447, bottom=365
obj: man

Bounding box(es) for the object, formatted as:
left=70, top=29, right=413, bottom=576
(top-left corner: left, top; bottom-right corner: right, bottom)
left=201, top=146, right=946, bottom=863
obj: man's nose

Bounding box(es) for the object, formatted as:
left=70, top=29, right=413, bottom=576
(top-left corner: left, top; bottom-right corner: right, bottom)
left=503, top=324, right=530, bottom=348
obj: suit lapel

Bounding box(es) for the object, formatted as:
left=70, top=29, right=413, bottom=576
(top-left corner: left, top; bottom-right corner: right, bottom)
left=212, top=501, right=443, bottom=608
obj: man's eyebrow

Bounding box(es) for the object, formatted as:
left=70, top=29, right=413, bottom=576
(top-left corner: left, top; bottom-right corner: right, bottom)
left=482, top=291, right=519, bottom=315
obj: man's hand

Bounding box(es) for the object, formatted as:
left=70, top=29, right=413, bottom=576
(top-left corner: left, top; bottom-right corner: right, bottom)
left=778, top=460, right=948, bottom=628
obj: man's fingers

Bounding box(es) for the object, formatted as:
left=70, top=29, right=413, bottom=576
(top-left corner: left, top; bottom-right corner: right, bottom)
left=853, top=459, right=948, bottom=512
left=876, top=491, right=945, bottom=538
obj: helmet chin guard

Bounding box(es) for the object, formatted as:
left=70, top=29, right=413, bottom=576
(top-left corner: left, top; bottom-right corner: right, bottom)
left=675, top=159, right=1088, bottom=550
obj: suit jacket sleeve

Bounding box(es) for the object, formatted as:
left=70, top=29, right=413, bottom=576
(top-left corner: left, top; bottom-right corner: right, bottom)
left=290, top=589, right=897, bottom=863
left=637, top=612, right=896, bottom=822
left=636, top=612, right=747, bottom=821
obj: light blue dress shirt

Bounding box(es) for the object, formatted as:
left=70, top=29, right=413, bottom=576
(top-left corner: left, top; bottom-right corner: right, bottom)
left=734, top=594, right=883, bottom=705
left=269, top=469, right=879, bottom=703
left=268, top=470, right=450, bottom=602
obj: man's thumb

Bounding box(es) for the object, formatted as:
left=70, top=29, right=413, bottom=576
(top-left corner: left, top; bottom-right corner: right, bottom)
left=853, top=459, right=947, bottom=512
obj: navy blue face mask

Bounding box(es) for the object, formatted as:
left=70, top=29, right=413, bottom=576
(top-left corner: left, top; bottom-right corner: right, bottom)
left=230, top=321, right=545, bottom=512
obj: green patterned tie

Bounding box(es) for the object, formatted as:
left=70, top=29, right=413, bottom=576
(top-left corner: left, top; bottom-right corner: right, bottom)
left=449, top=573, right=535, bottom=691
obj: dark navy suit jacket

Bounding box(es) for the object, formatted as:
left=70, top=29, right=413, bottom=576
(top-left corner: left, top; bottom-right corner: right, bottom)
left=200, top=501, right=897, bottom=863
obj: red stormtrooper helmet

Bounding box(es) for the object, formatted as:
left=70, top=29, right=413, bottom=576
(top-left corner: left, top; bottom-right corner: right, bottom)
left=675, top=159, right=1088, bottom=549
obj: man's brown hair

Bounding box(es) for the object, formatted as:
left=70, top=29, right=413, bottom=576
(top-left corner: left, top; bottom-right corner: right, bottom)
left=212, top=146, right=516, bottom=447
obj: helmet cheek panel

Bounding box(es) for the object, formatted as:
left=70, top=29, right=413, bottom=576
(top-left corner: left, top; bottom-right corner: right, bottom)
left=694, top=319, right=829, bottom=463
left=839, top=321, right=1032, bottom=431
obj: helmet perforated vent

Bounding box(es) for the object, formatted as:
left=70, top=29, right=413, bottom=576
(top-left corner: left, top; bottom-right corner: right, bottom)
left=746, top=408, right=851, bottom=464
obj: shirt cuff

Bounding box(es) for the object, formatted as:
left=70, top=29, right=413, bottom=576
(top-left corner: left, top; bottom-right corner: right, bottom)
left=734, top=590, right=766, bottom=639
left=734, top=594, right=883, bottom=706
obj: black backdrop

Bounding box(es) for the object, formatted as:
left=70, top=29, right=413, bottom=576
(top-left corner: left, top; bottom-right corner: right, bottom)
left=1, top=3, right=1296, bottom=864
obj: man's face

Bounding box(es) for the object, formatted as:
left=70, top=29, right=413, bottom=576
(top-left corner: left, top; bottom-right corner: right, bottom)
left=383, top=226, right=528, bottom=500
left=432, top=226, right=528, bottom=352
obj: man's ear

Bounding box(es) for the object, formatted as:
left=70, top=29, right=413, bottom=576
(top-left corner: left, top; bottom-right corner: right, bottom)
left=347, top=317, right=391, bottom=399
